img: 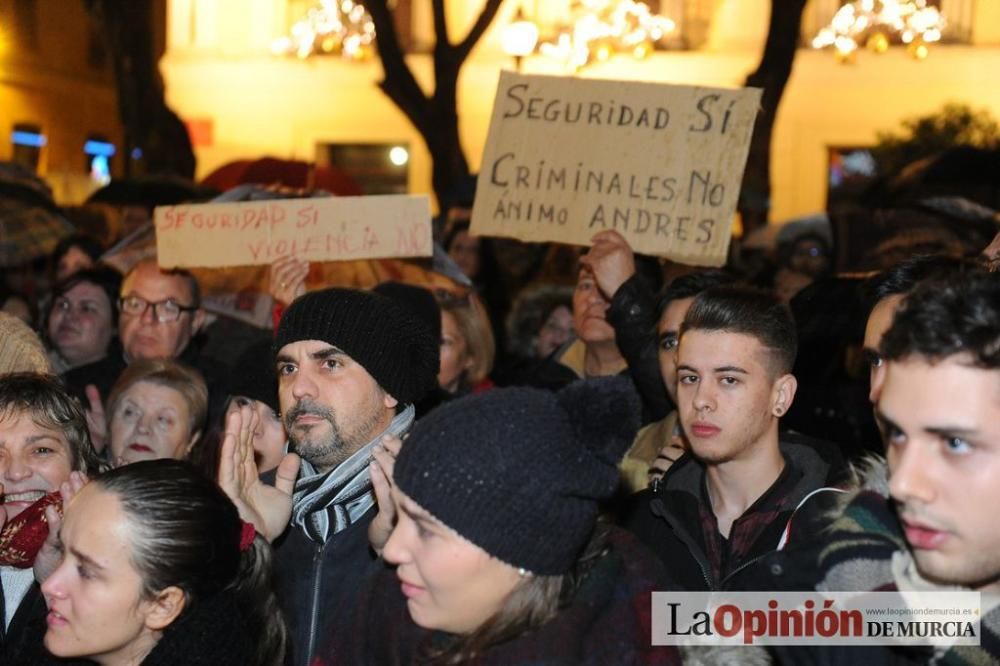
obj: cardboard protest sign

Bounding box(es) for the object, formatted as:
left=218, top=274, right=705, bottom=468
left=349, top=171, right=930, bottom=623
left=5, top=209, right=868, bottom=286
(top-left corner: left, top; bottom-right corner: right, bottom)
left=471, top=72, right=761, bottom=267
left=155, top=194, right=432, bottom=268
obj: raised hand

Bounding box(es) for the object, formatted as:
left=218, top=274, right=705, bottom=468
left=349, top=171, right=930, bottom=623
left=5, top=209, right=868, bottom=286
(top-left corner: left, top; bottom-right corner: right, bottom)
left=579, top=230, right=637, bottom=300
left=269, top=256, right=310, bottom=305
left=218, top=403, right=300, bottom=542
left=84, top=385, right=108, bottom=454
left=34, top=471, right=89, bottom=583
left=368, top=433, right=402, bottom=555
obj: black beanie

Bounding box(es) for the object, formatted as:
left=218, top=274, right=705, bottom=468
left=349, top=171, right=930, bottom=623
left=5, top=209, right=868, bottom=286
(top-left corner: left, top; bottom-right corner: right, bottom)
left=274, top=288, right=440, bottom=405
left=230, top=339, right=279, bottom=413
left=393, top=375, right=641, bottom=575
left=372, top=281, right=442, bottom=344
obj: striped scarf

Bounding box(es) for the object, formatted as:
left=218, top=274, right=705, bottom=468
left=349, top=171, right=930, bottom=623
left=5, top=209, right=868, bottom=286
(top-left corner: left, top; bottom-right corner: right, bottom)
left=816, top=459, right=1000, bottom=664
left=291, top=405, right=414, bottom=544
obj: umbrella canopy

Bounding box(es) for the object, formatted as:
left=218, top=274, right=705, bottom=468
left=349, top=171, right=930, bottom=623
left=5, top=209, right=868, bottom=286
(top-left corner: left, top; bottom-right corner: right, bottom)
left=0, top=162, right=74, bottom=267
left=87, top=175, right=219, bottom=210
left=0, top=199, right=74, bottom=267
left=201, top=157, right=363, bottom=196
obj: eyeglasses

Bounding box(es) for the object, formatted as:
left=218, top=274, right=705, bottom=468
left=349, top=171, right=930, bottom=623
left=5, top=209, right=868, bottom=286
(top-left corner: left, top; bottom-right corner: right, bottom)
left=119, top=295, right=198, bottom=323
left=433, top=288, right=472, bottom=307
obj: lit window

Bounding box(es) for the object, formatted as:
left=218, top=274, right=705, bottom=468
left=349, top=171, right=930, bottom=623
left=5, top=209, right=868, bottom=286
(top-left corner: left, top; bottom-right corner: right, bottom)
left=11, top=123, right=46, bottom=172
left=85, top=136, right=116, bottom=185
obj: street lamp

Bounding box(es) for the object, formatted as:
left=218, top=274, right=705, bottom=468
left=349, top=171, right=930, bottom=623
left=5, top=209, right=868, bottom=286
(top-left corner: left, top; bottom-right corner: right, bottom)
left=501, top=6, right=539, bottom=72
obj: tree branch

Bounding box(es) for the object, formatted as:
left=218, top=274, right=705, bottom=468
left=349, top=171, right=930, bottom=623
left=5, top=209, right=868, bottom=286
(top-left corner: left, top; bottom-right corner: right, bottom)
left=455, top=0, right=504, bottom=64
left=432, top=0, right=451, bottom=48
left=365, top=0, right=429, bottom=127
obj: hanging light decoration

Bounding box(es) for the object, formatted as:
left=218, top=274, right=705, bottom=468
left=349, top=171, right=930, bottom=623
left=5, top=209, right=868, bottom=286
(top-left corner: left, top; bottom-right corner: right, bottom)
left=271, top=0, right=376, bottom=60
left=536, top=0, right=676, bottom=72
left=812, top=0, right=945, bottom=63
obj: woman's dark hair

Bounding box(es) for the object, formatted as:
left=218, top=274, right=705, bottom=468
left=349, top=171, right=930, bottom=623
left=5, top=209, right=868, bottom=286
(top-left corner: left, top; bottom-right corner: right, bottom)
left=428, top=521, right=611, bottom=664
left=49, top=263, right=123, bottom=326
left=94, top=460, right=285, bottom=666
left=52, top=233, right=103, bottom=267
left=444, top=220, right=498, bottom=283
left=505, top=283, right=574, bottom=359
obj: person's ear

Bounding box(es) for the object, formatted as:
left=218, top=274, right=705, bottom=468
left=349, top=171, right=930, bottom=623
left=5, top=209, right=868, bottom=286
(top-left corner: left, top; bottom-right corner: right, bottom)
left=143, top=586, right=187, bottom=631
left=192, top=309, right=206, bottom=335
left=771, top=374, right=798, bottom=417
left=383, top=393, right=399, bottom=410
left=185, top=430, right=203, bottom=456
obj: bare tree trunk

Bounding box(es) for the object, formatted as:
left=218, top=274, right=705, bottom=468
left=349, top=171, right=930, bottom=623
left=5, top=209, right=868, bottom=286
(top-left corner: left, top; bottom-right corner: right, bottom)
left=738, top=0, right=808, bottom=234
left=85, top=0, right=195, bottom=179
left=366, top=0, right=503, bottom=208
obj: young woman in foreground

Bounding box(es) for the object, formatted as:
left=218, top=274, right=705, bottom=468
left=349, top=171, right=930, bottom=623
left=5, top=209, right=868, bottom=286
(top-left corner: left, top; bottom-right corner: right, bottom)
left=39, top=459, right=285, bottom=665
left=337, top=376, right=679, bottom=665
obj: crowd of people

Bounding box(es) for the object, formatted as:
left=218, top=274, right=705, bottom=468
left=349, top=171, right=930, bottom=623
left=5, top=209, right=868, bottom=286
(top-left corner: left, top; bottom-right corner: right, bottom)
left=0, top=183, right=998, bottom=665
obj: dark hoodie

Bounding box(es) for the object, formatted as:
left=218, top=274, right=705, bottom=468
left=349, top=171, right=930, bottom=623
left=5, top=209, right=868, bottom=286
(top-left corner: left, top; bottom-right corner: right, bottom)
left=625, top=433, right=845, bottom=591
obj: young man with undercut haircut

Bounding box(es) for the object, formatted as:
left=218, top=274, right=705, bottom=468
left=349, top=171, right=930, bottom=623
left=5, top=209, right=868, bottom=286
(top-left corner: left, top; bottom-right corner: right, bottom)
left=626, top=286, right=843, bottom=591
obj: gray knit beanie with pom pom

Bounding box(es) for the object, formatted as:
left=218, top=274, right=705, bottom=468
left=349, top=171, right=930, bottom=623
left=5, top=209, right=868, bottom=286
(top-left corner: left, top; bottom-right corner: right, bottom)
left=393, top=375, right=641, bottom=575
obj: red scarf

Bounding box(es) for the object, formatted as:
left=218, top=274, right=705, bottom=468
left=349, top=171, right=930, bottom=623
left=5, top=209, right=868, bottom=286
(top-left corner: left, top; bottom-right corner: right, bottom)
left=0, top=492, right=62, bottom=568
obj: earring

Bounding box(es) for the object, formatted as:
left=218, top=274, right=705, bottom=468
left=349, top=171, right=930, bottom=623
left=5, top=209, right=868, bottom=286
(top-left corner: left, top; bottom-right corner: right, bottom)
left=774, top=405, right=785, bottom=416
left=517, top=567, right=530, bottom=578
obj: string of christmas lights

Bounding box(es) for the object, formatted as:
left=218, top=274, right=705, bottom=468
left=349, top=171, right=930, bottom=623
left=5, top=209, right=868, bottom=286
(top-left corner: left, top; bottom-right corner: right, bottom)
left=812, top=0, right=946, bottom=62
left=271, top=0, right=376, bottom=60
left=537, top=0, right=676, bottom=71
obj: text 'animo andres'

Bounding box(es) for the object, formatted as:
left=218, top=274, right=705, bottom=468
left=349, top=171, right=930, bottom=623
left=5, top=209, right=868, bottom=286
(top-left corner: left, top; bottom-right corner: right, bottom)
left=492, top=197, right=716, bottom=245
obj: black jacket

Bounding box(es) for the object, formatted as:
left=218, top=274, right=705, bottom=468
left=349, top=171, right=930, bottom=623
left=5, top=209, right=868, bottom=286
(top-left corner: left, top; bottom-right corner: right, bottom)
left=318, top=527, right=680, bottom=666
left=14, top=587, right=260, bottom=666
left=271, top=505, right=383, bottom=666
left=606, top=273, right=673, bottom=425
left=0, top=579, right=47, bottom=664
left=625, top=435, right=845, bottom=591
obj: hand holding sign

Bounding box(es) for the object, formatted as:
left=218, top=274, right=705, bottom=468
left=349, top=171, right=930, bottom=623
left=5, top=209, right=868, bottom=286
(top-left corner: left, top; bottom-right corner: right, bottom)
left=269, top=256, right=310, bottom=305
left=580, top=230, right=637, bottom=300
